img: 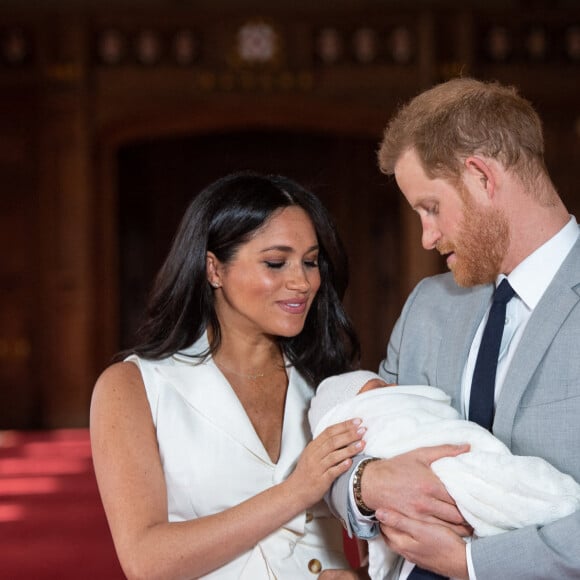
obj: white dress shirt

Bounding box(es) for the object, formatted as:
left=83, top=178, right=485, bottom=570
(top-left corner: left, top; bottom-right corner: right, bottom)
left=461, top=215, right=579, bottom=580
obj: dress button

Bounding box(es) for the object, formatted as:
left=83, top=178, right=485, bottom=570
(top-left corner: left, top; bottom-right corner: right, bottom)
left=305, top=511, right=314, bottom=523
left=308, top=558, right=322, bottom=574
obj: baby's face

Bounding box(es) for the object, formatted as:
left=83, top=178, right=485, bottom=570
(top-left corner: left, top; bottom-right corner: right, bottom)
left=357, top=378, right=393, bottom=394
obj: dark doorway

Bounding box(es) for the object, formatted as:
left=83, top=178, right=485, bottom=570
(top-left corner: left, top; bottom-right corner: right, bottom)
left=117, top=129, right=401, bottom=370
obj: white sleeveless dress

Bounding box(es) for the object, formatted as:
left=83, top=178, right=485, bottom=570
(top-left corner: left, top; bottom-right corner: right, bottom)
left=126, top=334, right=348, bottom=578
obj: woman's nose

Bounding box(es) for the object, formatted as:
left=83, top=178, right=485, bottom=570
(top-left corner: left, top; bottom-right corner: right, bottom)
left=286, top=265, right=310, bottom=291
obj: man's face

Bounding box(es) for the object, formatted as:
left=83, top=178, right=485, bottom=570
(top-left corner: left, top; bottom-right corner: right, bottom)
left=394, top=148, right=509, bottom=287
left=448, top=193, right=510, bottom=286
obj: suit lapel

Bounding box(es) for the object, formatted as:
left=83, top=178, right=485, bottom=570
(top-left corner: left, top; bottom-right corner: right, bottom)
left=494, top=243, right=580, bottom=445
left=437, top=283, right=492, bottom=415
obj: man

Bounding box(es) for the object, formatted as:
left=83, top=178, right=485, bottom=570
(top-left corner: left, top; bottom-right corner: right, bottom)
left=328, top=77, right=580, bottom=579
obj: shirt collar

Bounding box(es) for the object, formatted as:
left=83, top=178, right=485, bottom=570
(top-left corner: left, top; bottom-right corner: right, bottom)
left=501, top=215, right=579, bottom=310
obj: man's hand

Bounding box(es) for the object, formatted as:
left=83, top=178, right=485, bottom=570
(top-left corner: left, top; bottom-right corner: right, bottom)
left=362, top=445, right=471, bottom=535
left=377, top=511, right=469, bottom=579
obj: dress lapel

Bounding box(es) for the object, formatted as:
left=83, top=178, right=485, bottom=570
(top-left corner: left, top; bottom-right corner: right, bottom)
left=275, top=365, right=312, bottom=481
left=168, top=337, right=313, bottom=470
left=168, top=339, right=273, bottom=465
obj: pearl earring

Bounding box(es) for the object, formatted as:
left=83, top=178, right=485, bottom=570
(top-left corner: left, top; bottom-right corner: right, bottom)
left=211, top=281, right=220, bottom=288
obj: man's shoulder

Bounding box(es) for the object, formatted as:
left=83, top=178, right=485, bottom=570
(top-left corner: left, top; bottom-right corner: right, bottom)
left=413, top=271, right=487, bottom=299
left=399, top=273, right=492, bottom=328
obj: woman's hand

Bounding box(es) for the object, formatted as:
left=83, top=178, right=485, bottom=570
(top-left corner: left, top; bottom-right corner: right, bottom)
left=286, top=419, right=366, bottom=507
left=319, top=567, right=369, bottom=579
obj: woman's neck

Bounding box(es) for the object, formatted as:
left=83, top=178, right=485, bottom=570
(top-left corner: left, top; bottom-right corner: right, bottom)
left=208, top=326, right=284, bottom=378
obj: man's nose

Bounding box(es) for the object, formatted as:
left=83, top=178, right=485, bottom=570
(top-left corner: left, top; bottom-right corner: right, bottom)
left=421, top=221, right=441, bottom=250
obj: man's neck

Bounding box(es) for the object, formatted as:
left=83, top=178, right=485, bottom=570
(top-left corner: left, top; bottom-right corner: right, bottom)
left=503, top=204, right=569, bottom=274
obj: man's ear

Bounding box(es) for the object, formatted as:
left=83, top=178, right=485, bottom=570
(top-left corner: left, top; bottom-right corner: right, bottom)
left=206, top=251, right=222, bottom=288
left=464, top=156, right=496, bottom=201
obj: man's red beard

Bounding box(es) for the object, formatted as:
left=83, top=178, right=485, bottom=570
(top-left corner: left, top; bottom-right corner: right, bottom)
left=438, top=201, right=510, bottom=287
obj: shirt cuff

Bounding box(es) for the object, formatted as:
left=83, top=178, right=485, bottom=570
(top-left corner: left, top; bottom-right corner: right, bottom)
left=466, top=541, right=477, bottom=580
left=347, top=462, right=379, bottom=539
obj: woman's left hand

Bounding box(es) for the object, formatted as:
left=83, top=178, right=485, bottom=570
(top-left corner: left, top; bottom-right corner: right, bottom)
left=285, top=418, right=365, bottom=507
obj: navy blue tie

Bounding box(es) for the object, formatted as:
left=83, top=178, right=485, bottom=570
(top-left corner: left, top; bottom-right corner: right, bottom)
left=407, top=566, right=447, bottom=579
left=408, top=280, right=515, bottom=580
left=469, top=279, right=515, bottom=431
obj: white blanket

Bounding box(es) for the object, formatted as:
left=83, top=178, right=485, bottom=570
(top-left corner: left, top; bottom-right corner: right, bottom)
left=311, top=385, right=580, bottom=579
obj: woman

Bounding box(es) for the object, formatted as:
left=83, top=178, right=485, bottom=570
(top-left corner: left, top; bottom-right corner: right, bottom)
left=90, top=172, right=366, bottom=579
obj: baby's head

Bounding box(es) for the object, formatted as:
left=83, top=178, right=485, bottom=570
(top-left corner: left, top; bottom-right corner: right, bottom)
left=308, top=370, right=392, bottom=434
left=358, top=376, right=391, bottom=394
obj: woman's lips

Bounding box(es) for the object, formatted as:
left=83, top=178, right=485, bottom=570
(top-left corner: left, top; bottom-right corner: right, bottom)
left=278, top=299, right=308, bottom=314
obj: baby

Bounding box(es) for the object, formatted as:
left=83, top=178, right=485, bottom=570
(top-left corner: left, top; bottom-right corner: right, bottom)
left=309, top=371, right=580, bottom=580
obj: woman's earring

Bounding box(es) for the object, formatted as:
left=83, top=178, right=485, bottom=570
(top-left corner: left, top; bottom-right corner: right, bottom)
left=211, top=281, right=220, bottom=288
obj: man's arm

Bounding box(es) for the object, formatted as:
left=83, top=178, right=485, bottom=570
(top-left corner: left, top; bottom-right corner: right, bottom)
left=399, top=510, right=580, bottom=579
left=326, top=455, right=379, bottom=539
left=359, top=448, right=470, bottom=533
left=470, top=512, right=580, bottom=578
left=326, top=445, right=471, bottom=538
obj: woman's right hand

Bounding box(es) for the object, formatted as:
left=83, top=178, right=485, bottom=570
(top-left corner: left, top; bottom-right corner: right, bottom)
left=286, top=419, right=366, bottom=507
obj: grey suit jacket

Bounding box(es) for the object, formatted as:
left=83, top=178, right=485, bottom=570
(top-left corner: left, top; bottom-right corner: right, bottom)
left=330, top=235, right=580, bottom=578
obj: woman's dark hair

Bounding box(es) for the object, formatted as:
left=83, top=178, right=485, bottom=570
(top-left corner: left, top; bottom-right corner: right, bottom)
left=122, top=171, right=360, bottom=386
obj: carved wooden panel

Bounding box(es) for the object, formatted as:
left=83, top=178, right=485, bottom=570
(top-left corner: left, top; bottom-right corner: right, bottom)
left=0, top=2, right=579, bottom=427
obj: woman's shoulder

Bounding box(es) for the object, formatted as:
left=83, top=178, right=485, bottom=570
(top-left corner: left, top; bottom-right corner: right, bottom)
left=91, top=361, right=148, bottom=415
left=96, top=359, right=143, bottom=387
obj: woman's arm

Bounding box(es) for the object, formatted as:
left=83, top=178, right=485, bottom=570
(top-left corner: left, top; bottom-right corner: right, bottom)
left=90, top=362, right=365, bottom=580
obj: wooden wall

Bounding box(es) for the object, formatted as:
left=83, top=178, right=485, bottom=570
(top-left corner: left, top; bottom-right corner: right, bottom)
left=0, top=1, right=579, bottom=427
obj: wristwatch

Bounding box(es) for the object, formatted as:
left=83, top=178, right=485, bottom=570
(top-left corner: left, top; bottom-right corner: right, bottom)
left=352, top=457, right=379, bottom=516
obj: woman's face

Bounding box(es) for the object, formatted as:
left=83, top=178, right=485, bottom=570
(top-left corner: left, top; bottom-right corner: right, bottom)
left=209, top=206, right=322, bottom=339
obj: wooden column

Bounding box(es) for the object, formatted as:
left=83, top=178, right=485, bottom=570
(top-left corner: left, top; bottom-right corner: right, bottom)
left=37, top=13, right=94, bottom=427
left=0, top=88, right=40, bottom=428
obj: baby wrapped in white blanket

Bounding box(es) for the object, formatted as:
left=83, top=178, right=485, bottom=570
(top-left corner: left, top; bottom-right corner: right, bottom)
left=309, top=371, right=580, bottom=580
